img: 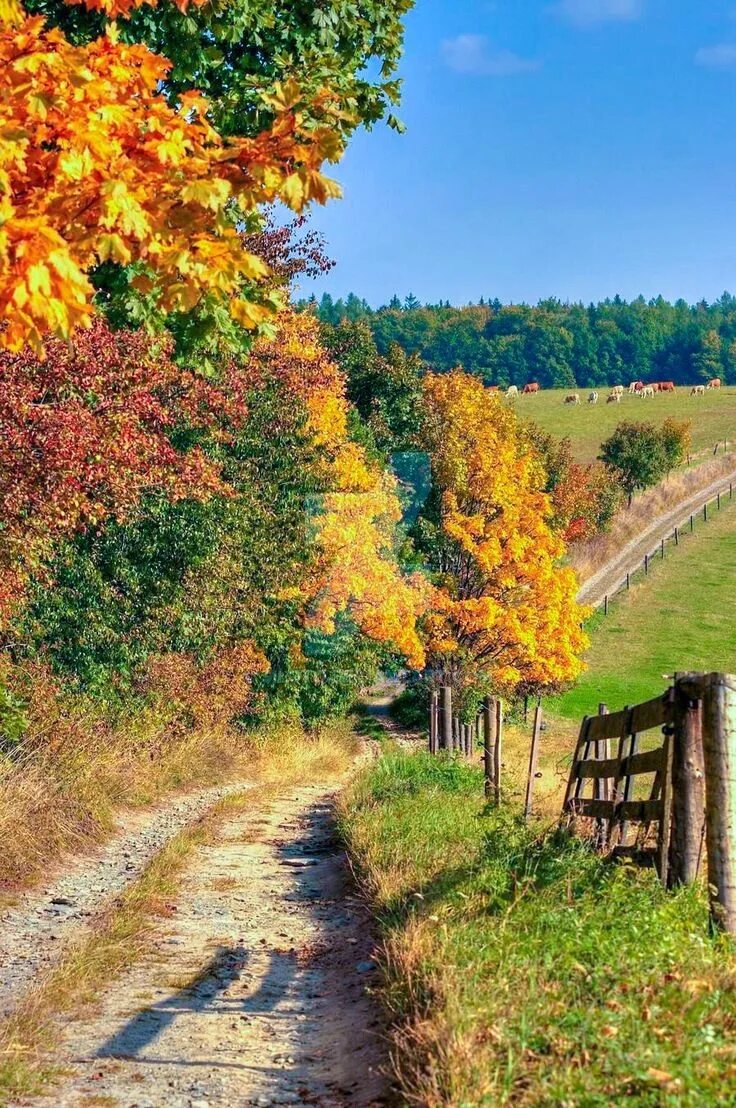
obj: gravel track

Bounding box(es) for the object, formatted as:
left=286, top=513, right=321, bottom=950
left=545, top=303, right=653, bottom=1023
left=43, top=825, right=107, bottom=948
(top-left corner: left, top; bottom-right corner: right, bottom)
left=19, top=781, right=389, bottom=1107
left=577, top=466, right=736, bottom=608
left=0, top=780, right=252, bottom=1017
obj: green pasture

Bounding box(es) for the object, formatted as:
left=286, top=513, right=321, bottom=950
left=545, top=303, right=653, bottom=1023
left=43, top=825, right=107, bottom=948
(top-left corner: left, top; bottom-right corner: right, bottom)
left=515, top=386, right=736, bottom=461
left=555, top=498, right=736, bottom=721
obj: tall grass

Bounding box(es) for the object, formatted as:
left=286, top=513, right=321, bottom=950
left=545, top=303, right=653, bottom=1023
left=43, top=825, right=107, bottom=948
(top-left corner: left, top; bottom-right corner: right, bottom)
left=0, top=659, right=357, bottom=893
left=342, top=751, right=736, bottom=1106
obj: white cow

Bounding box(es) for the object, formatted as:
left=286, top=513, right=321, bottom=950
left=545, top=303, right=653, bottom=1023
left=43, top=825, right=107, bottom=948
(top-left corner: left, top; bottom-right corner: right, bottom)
left=588, top=391, right=599, bottom=404
left=507, top=385, right=519, bottom=398
left=564, top=393, right=581, bottom=405
left=691, top=384, right=706, bottom=396
left=640, top=385, right=655, bottom=398
left=611, top=385, right=624, bottom=396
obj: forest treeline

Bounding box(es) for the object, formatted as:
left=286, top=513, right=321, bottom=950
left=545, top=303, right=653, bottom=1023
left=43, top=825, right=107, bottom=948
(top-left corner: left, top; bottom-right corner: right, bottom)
left=300, top=292, right=736, bottom=388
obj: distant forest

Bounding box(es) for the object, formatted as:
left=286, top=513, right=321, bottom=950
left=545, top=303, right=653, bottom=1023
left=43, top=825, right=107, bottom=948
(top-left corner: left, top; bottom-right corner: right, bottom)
left=296, top=292, right=736, bottom=389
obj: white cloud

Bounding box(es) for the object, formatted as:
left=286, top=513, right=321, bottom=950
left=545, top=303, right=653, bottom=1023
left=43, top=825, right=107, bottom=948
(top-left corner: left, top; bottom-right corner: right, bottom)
left=553, top=0, right=644, bottom=26
left=695, top=43, right=736, bottom=68
left=441, top=34, right=540, bottom=77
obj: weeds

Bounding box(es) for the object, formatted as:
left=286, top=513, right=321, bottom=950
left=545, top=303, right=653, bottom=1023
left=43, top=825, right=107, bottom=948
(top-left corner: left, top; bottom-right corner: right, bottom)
left=342, top=751, right=736, bottom=1106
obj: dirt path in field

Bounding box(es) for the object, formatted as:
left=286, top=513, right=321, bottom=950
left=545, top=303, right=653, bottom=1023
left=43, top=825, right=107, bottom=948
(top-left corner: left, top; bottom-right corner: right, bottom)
left=0, top=780, right=252, bottom=1018
left=18, top=780, right=391, bottom=1108
left=577, top=465, right=736, bottom=608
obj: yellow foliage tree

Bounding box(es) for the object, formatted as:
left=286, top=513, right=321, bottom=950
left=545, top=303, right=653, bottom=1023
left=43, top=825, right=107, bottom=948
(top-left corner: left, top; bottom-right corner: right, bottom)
left=0, top=0, right=343, bottom=352
left=249, top=312, right=428, bottom=669
left=418, top=370, right=587, bottom=693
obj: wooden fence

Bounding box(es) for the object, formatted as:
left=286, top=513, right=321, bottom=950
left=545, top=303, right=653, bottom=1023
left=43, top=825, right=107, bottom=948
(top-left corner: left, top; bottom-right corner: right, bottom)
left=563, top=673, right=736, bottom=933
left=428, top=687, right=503, bottom=803
left=590, top=478, right=736, bottom=615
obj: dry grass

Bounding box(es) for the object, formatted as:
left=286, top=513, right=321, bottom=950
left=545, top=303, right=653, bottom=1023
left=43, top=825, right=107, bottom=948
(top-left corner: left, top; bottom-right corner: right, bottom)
left=570, top=453, right=736, bottom=582
left=0, top=720, right=357, bottom=1100
left=0, top=655, right=357, bottom=893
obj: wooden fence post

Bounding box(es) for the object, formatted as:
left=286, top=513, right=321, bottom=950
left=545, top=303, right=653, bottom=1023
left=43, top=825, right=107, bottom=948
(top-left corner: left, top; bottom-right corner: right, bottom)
left=596, top=703, right=611, bottom=846
left=690, top=514, right=694, bottom=532
left=626, top=571, right=630, bottom=590
left=701, top=673, right=736, bottom=932
left=429, top=690, right=439, bottom=754
left=704, top=502, right=708, bottom=522
left=661, top=538, right=665, bottom=558
left=453, top=716, right=460, bottom=753
left=524, top=702, right=543, bottom=820
left=674, top=527, right=679, bottom=546
left=440, top=686, right=452, bottom=752
left=604, top=594, right=609, bottom=616
left=644, top=553, right=649, bottom=576
left=494, top=699, right=503, bottom=806
left=668, top=675, right=705, bottom=887
left=483, top=697, right=497, bottom=800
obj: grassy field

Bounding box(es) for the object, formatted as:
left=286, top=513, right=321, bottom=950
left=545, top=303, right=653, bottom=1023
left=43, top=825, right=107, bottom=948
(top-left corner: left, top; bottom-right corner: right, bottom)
left=342, top=752, right=736, bottom=1106
left=514, top=386, right=736, bottom=461
left=555, top=497, right=736, bottom=721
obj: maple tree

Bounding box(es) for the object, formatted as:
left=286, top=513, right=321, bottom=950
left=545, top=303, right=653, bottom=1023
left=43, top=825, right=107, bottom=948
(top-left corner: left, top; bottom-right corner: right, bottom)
left=415, top=370, right=587, bottom=694
left=1, top=0, right=344, bottom=353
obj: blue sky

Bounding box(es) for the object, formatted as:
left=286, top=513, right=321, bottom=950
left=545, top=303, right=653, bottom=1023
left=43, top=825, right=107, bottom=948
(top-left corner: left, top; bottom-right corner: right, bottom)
left=299, top=0, right=736, bottom=308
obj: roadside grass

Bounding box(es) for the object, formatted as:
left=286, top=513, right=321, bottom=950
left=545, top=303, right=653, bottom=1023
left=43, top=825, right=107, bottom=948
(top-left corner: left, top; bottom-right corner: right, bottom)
left=556, top=498, right=736, bottom=722
left=0, top=721, right=357, bottom=1101
left=517, top=386, right=736, bottom=463
left=341, top=751, right=736, bottom=1106
left=0, top=663, right=360, bottom=894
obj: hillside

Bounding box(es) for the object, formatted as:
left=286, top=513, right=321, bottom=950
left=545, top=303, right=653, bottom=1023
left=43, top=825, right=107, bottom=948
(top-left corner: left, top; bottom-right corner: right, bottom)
left=555, top=496, right=736, bottom=719
left=516, top=386, right=736, bottom=462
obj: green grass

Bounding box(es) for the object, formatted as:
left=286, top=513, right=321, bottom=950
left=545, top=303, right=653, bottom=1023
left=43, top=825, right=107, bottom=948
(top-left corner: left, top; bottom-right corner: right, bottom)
left=516, top=386, right=736, bottom=461
left=555, top=499, right=736, bottom=721
left=341, top=752, right=736, bottom=1106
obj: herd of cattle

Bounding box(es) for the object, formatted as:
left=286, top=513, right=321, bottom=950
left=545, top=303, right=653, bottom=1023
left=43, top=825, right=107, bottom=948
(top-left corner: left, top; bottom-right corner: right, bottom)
left=503, top=378, right=723, bottom=405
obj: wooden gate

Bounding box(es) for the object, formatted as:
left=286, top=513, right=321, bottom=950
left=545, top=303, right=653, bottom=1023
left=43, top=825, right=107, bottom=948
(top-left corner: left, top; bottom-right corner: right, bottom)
left=563, top=689, right=675, bottom=883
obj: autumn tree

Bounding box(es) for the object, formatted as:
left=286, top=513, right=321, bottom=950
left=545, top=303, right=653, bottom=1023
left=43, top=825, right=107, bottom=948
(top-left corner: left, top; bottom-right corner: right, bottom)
left=528, top=427, right=621, bottom=543
left=1, top=0, right=345, bottom=354
left=415, top=371, right=587, bottom=698
left=599, top=419, right=691, bottom=507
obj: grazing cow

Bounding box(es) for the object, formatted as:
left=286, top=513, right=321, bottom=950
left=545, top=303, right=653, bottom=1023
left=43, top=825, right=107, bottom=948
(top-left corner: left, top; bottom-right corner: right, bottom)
left=656, top=381, right=675, bottom=393
left=629, top=380, right=644, bottom=393
left=506, top=385, right=519, bottom=398
left=606, top=392, right=621, bottom=404
left=488, top=386, right=500, bottom=392
left=564, top=393, right=580, bottom=405
left=588, top=391, right=599, bottom=404
left=611, top=385, right=624, bottom=396
left=691, top=384, right=706, bottom=396
left=523, top=382, right=540, bottom=394
left=640, top=385, right=655, bottom=398
left=708, top=378, right=722, bottom=390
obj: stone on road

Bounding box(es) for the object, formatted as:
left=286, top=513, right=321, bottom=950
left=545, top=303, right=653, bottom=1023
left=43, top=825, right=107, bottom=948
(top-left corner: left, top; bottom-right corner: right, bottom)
left=22, top=782, right=390, bottom=1107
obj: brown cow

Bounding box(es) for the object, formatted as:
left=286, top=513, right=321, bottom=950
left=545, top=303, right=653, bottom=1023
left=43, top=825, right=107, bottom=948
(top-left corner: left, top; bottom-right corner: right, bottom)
left=656, top=381, right=675, bottom=392
left=708, top=378, right=722, bottom=389
left=628, top=380, right=644, bottom=394
left=523, top=382, right=540, bottom=394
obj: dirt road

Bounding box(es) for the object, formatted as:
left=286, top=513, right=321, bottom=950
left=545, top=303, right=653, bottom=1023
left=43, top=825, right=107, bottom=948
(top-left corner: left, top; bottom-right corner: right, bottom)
left=18, top=781, right=390, bottom=1107
left=0, top=781, right=251, bottom=1017
left=577, top=466, right=736, bottom=607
